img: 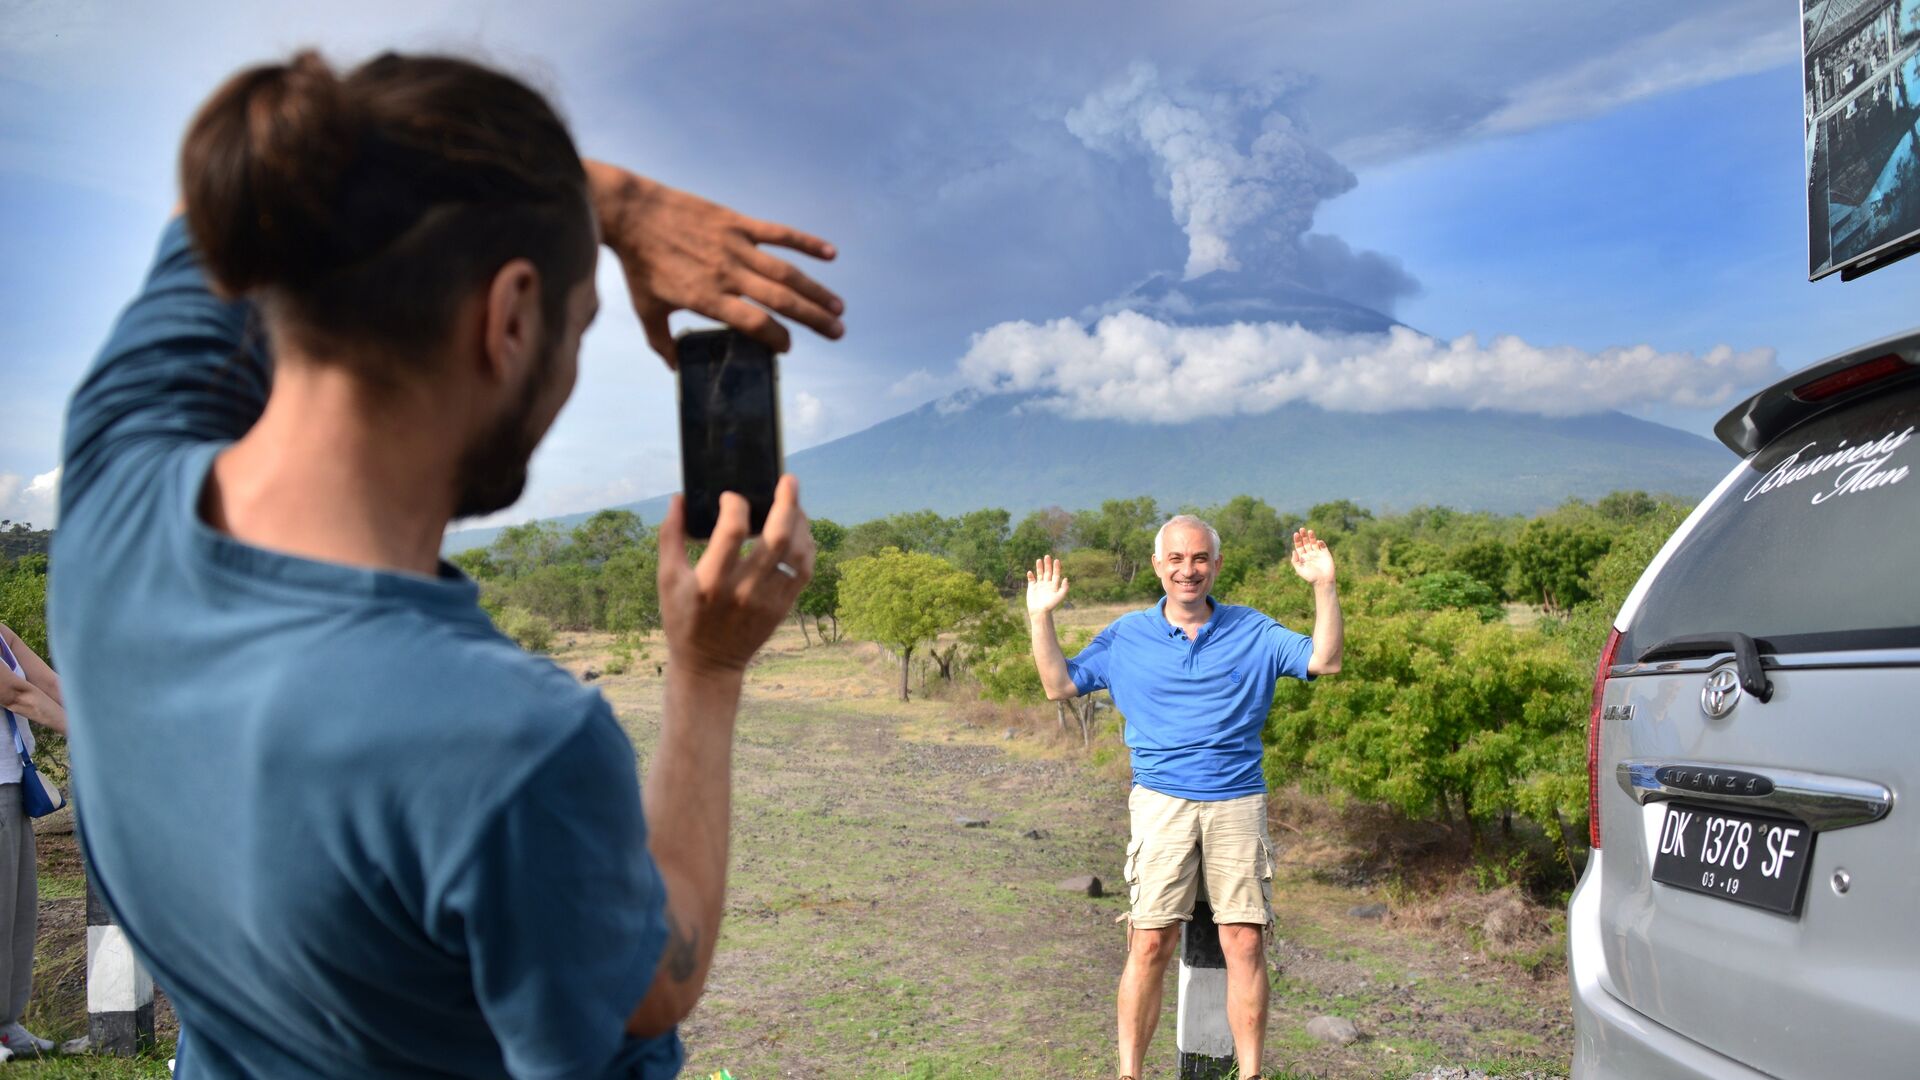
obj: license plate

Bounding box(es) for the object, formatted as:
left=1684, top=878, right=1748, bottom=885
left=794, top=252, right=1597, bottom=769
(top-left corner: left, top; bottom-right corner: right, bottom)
left=1650, top=803, right=1814, bottom=916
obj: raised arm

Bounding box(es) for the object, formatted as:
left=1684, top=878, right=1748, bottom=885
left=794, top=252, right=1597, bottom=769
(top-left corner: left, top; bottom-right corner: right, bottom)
left=0, top=624, right=65, bottom=735
left=1026, top=556, right=1081, bottom=701
left=627, top=477, right=813, bottom=1034
left=585, top=160, right=843, bottom=368
left=1290, top=528, right=1344, bottom=676
left=0, top=624, right=60, bottom=706
left=61, top=216, right=269, bottom=516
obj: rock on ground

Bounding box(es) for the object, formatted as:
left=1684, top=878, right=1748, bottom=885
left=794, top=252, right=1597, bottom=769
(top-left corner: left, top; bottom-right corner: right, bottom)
left=1056, top=875, right=1103, bottom=897
left=1306, top=1014, right=1361, bottom=1045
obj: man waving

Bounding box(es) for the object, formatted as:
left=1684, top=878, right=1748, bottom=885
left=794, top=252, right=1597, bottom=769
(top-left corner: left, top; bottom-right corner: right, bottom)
left=1027, top=514, right=1343, bottom=1080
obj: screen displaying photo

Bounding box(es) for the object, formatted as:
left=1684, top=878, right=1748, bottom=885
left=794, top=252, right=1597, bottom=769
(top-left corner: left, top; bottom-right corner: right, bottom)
left=1804, top=0, right=1920, bottom=279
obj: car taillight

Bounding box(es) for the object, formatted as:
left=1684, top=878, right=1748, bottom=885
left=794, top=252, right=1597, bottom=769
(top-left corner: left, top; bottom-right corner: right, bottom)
left=1791, top=353, right=1911, bottom=402
left=1587, top=627, right=1623, bottom=849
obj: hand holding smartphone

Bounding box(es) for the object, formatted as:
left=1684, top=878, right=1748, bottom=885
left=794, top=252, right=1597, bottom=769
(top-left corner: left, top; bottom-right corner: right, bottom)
left=675, top=328, right=784, bottom=539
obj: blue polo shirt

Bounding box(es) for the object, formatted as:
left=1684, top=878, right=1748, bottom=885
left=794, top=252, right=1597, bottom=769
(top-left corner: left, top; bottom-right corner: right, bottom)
left=1068, top=597, right=1314, bottom=800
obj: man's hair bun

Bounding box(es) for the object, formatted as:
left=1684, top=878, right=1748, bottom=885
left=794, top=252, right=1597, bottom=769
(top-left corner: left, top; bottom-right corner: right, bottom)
left=180, top=50, right=364, bottom=296
left=172, top=48, right=592, bottom=369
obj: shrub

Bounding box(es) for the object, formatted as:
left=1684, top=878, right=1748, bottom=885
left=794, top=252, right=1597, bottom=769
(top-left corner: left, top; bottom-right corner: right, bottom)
left=496, top=607, right=554, bottom=653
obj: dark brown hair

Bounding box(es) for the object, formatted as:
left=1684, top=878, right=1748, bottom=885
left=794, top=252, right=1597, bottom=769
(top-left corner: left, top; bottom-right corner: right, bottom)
left=181, top=51, right=596, bottom=370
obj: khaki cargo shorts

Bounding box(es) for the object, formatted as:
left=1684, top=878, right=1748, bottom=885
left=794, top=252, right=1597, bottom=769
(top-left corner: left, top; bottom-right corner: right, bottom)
left=1123, top=785, right=1274, bottom=929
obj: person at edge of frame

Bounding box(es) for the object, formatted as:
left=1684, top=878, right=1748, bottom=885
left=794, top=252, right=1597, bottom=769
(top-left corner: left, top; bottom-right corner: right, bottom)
left=1026, top=514, right=1344, bottom=1080
left=0, top=622, right=66, bottom=1060
left=48, top=48, right=841, bottom=1078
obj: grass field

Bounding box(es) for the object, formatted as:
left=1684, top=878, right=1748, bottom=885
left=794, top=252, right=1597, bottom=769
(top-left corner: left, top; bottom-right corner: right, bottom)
left=12, top=611, right=1571, bottom=1078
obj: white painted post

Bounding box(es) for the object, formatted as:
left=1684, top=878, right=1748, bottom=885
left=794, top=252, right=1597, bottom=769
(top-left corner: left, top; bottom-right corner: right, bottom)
left=1177, top=899, right=1236, bottom=1078
left=85, top=873, right=154, bottom=1055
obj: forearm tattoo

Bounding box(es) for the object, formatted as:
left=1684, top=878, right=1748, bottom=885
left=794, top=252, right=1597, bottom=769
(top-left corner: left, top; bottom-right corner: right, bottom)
left=665, top=908, right=700, bottom=983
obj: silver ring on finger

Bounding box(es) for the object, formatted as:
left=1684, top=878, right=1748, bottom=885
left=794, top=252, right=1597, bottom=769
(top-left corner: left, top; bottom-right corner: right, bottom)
left=775, top=561, right=799, bottom=579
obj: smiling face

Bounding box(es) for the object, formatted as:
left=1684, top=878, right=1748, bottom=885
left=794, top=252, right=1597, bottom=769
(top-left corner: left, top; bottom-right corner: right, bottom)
left=1151, top=522, right=1219, bottom=605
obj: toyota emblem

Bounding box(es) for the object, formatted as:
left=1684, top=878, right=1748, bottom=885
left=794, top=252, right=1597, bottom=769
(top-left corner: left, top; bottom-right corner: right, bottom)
left=1701, top=667, right=1741, bottom=719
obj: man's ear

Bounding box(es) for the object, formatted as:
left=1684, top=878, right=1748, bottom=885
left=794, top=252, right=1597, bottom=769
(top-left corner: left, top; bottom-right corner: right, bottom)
left=479, top=258, right=544, bottom=386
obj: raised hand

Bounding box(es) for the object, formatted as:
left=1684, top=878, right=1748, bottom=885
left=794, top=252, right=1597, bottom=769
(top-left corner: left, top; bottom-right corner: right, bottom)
left=657, top=475, right=815, bottom=674
left=1290, top=528, right=1336, bottom=586
left=1026, top=555, right=1071, bottom=615
left=586, top=161, right=844, bottom=367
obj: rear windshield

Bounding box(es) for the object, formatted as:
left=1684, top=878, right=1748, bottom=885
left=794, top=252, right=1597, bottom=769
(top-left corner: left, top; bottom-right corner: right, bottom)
left=1625, top=375, right=1920, bottom=659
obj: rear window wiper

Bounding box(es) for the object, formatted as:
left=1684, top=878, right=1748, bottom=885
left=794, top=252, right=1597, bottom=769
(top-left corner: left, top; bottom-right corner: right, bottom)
left=1635, top=632, right=1774, bottom=702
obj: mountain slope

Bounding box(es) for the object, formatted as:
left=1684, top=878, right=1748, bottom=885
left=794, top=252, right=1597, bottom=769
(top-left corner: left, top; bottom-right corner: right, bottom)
left=760, top=394, right=1729, bottom=520
left=446, top=394, right=1735, bottom=552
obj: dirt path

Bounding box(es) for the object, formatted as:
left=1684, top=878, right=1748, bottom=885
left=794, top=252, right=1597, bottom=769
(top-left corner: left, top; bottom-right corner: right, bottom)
left=581, top=628, right=1573, bottom=1080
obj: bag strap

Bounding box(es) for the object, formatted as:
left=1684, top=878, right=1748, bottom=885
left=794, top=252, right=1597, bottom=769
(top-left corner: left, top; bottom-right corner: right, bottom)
left=4, top=709, right=29, bottom=770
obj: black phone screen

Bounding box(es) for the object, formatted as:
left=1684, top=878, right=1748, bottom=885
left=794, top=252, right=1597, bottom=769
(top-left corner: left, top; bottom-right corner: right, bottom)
left=676, top=329, right=783, bottom=538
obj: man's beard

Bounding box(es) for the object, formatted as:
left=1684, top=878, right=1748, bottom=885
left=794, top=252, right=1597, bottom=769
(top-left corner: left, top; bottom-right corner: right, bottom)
left=450, top=334, right=556, bottom=521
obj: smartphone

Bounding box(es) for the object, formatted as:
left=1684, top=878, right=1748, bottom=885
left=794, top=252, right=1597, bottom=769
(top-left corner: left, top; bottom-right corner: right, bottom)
left=675, top=328, right=784, bottom=539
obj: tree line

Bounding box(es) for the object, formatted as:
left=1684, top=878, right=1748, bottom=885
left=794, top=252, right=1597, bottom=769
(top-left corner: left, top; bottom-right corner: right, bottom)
left=0, top=522, right=52, bottom=657
left=815, top=490, right=1687, bottom=880
left=3, top=490, right=1681, bottom=877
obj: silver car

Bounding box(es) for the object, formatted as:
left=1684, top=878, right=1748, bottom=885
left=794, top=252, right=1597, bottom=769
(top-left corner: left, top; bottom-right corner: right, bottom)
left=1569, top=328, right=1920, bottom=1078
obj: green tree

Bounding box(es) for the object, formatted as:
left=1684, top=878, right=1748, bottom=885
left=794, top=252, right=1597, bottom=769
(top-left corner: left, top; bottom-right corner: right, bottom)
left=947, top=508, right=1013, bottom=589
left=569, top=510, right=649, bottom=566
left=1008, top=507, right=1073, bottom=572
left=1060, top=547, right=1125, bottom=601
left=449, top=548, right=497, bottom=581
left=0, top=523, right=52, bottom=564
left=1096, top=497, right=1159, bottom=584
left=1594, top=490, right=1662, bottom=524
left=931, top=602, right=1022, bottom=682
left=495, top=606, right=555, bottom=652
left=796, top=550, right=843, bottom=643
left=489, top=521, right=567, bottom=579
left=1447, top=538, right=1511, bottom=600
left=500, top=563, right=597, bottom=629
left=1207, top=495, right=1295, bottom=594
left=809, top=517, right=848, bottom=555
left=1267, top=608, right=1586, bottom=845
left=1306, top=499, right=1374, bottom=537
left=1512, top=519, right=1613, bottom=614
left=0, top=555, right=50, bottom=657
left=1378, top=537, right=1446, bottom=580
left=1408, top=569, right=1502, bottom=622
left=838, top=548, right=1000, bottom=701
left=1560, top=500, right=1691, bottom=659
left=602, top=546, right=661, bottom=634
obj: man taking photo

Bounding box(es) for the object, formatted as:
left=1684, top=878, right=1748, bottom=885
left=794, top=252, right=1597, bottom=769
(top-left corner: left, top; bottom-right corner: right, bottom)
left=1026, top=514, right=1343, bottom=1080
left=52, top=49, right=838, bottom=1078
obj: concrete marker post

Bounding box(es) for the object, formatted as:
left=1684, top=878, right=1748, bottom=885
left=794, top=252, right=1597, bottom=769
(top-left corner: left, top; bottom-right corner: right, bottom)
left=85, top=871, right=154, bottom=1055
left=1176, top=899, right=1236, bottom=1079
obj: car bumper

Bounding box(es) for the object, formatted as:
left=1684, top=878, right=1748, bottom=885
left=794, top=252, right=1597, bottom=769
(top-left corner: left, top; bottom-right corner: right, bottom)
left=1568, top=848, right=1775, bottom=1080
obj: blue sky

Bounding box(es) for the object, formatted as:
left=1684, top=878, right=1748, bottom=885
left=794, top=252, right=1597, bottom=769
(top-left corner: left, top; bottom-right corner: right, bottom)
left=3, top=0, right=1916, bottom=528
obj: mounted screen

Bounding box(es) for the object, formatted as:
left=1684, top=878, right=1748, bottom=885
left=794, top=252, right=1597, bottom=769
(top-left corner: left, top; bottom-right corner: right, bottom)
left=1804, top=0, right=1920, bottom=279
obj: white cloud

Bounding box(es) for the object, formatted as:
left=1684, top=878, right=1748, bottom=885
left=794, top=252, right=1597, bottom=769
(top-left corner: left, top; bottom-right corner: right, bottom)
left=788, top=390, right=827, bottom=445
left=887, top=368, right=961, bottom=402
left=1475, top=13, right=1800, bottom=137
left=0, top=467, right=61, bottom=529
left=957, top=312, right=1779, bottom=422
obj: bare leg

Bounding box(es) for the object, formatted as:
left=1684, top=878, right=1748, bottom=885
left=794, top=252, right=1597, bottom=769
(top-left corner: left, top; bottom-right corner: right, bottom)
left=1219, top=922, right=1268, bottom=1077
left=1116, top=924, right=1180, bottom=1077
